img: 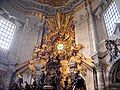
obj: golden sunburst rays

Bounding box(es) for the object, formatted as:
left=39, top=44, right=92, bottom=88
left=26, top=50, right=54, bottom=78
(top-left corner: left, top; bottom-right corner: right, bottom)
left=43, top=12, right=76, bottom=57
left=46, top=12, right=74, bottom=32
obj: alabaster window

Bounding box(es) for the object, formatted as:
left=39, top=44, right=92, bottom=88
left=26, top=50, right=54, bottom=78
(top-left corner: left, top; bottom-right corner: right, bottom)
left=0, top=16, right=16, bottom=50
left=103, top=1, right=120, bottom=37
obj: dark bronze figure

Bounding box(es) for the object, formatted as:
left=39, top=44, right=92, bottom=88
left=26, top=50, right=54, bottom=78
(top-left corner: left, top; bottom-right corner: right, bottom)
left=105, top=38, right=120, bottom=61
left=72, top=70, right=86, bottom=90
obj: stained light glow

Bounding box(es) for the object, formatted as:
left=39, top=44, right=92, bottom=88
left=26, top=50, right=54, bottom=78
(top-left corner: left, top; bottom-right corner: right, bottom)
left=57, top=44, right=64, bottom=50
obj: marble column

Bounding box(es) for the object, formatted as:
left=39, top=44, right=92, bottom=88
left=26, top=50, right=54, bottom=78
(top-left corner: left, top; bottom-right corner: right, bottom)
left=96, top=63, right=105, bottom=90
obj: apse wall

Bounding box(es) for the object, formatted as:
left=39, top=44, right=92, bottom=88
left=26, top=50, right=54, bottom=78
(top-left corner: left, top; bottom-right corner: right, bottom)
left=16, top=16, right=44, bottom=63
left=74, top=8, right=96, bottom=57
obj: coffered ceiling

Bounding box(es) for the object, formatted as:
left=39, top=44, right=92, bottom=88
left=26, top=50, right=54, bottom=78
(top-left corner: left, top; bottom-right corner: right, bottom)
left=0, top=0, right=84, bottom=16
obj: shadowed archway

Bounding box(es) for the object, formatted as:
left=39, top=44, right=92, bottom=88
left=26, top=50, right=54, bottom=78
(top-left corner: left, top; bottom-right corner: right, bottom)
left=109, top=59, right=120, bottom=89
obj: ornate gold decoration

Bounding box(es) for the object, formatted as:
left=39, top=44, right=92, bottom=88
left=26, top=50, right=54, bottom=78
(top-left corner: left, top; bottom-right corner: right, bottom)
left=31, top=12, right=94, bottom=83
left=15, top=12, right=94, bottom=86
left=43, top=12, right=76, bottom=56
